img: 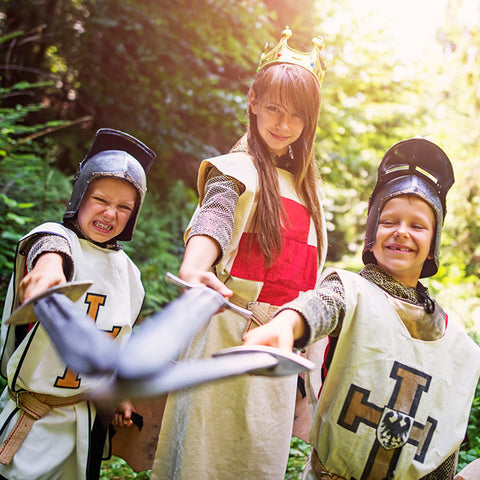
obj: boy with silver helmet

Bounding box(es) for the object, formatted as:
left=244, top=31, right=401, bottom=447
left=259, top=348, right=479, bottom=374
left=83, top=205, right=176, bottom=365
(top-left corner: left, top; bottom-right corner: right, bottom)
left=64, top=127, right=153, bottom=243
left=243, top=138, right=480, bottom=479
left=0, top=128, right=155, bottom=480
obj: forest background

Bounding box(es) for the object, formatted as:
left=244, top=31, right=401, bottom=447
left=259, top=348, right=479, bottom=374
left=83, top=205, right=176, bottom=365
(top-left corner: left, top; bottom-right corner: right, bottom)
left=1, top=0, right=480, bottom=478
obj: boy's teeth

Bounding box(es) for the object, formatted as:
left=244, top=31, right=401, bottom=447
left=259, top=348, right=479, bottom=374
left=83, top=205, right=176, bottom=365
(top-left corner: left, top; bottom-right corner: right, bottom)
left=94, top=221, right=112, bottom=231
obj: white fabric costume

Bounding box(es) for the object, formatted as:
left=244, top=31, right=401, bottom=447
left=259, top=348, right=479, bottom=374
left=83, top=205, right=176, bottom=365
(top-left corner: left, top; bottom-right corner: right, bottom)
left=305, top=268, right=480, bottom=480
left=151, top=151, right=327, bottom=480
left=0, top=222, right=144, bottom=480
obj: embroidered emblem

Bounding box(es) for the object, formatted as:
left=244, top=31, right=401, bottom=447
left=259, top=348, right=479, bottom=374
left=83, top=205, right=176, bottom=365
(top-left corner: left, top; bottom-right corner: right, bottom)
left=337, top=361, right=437, bottom=479
left=377, top=407, right=413, bottom=449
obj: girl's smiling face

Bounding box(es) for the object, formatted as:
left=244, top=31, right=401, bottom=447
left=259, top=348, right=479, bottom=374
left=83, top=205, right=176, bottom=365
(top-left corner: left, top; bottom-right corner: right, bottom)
left=249, top=90, right=305, bottom=156
left=370, top=196, right=436, bottom=287
left=77, top=177, right=137, bottom=243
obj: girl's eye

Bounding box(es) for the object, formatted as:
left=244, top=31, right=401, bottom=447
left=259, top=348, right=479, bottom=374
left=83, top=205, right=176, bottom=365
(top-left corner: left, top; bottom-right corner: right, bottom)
left=120, top=205, right=133, bottom=212
left=267, top=105, right=280, bottom=113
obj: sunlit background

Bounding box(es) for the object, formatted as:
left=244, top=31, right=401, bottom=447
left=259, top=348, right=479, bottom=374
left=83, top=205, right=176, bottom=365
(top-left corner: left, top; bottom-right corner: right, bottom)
left=1, top=0, right=480, bottom=328
left=2, top=1, right=480, bottom=477
left=311, top=0, right=480, bottom=333
left=1, top=1, right=479, bottom=323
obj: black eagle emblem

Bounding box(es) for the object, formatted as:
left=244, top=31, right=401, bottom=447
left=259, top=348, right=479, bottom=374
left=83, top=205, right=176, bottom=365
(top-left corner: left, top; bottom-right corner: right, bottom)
left=377, top=408, right=413, bottom=449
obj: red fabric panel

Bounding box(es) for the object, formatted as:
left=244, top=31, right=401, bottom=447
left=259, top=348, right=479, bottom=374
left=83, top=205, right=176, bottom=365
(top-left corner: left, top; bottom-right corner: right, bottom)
left=230, top=197, right=317, bottom=305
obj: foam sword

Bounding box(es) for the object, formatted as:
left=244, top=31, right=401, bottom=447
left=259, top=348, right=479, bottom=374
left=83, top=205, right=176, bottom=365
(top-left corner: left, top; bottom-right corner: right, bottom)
left=8, top=275, right=313, bottom=401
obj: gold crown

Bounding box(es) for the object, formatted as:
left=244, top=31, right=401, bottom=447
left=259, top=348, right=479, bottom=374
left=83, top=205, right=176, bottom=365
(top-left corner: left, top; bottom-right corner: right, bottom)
left=257, top=26, right=327, bottom=86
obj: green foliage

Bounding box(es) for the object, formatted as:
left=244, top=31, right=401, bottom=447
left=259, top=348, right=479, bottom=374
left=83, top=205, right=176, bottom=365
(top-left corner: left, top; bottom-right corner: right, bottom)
left=124, top=180, right=197, bottom=317
left=313, top=0, right=432, bottom=264
left=100, top=456, right=150, bottom=479
left=0, top=83, right=73, bottom=307
left=285, top=437, right=311, bottom=479
left=0, top=0, right=278, bottom=189
left=458, top=381, right=480, bottom=471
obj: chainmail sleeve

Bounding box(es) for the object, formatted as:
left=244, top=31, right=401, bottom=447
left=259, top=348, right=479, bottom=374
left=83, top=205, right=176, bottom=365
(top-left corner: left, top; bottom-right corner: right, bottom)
left=25, top=234, right=74, bottom=280
left=420, top=451, right=458, bottom=480
left=187, top=165, right=245, bottom=259
left=276, top=272, right=346, bottom=350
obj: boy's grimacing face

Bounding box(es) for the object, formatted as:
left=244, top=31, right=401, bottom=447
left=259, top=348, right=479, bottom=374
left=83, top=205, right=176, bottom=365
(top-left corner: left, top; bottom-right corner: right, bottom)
left=370, top=196, right=435, bottom=287
left=77, top=177, right=137, bottom=243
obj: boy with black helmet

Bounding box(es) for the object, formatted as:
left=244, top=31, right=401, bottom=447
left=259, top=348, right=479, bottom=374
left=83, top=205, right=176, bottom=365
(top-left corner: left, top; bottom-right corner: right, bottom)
left=244, top=138, right=480, bottom=479
left=362, top=137, right=454, bottom=279
left=0, top=128, right=155, bottom=479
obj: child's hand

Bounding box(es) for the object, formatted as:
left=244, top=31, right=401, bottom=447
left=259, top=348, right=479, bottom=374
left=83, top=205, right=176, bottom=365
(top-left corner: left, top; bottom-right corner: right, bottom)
left=179, top=268, right=233, bottom=298
left=242, top=310, right=305, bottom=353
left=454, top=458, right=480, bottom=479
left=179, top=235, right=232, bottom=298
left=112, top=400, right=136, bottom=428
left=19, top=253, right=67, bottom=303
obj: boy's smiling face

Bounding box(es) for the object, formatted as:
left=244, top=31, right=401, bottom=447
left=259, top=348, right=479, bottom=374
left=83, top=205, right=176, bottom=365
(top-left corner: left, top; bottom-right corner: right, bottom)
left=370, top=195, right=436, bottom=287
left=77, top=177, right=137, bottom=243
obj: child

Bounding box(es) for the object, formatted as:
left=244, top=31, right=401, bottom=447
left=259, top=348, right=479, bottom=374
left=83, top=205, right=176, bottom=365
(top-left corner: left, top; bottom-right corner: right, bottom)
left=0, top=128, right=155, bottom=480
left=151, top=28, right=328, bottom=480
left=244, top=138, right=480, bottom=479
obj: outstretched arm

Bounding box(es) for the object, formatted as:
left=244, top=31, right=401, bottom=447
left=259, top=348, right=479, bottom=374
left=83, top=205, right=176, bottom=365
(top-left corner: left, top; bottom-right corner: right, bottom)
left=242, top=309, right=306, bottom=353
left=243, top=273, right=347, bottom=352
left=179, top=235, right=232, bottom=297
left=18, top=252, right=67, bottom=303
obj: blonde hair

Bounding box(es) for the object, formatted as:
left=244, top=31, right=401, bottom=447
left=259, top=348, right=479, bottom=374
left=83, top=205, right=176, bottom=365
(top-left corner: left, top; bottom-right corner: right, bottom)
left=247, top=63, right=324, bottom=266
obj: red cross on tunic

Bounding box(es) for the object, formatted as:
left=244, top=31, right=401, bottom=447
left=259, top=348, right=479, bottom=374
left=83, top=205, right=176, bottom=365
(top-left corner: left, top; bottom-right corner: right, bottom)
left=230, top=197, right=318, bottom=306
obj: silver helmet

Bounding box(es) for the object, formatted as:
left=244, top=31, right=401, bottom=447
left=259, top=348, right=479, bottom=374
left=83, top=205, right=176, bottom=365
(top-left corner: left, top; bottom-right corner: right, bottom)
left=64, top=128, right=156, bottom=242
left=362, top=138, right=454, bottom=278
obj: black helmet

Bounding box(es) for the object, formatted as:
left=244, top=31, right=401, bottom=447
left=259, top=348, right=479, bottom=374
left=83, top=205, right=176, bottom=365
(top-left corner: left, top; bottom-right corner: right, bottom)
left=362, top=138, right=454, bottom=278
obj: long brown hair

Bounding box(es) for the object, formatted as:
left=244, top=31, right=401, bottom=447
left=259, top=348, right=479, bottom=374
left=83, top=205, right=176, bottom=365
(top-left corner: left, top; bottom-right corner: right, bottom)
left=247, top=63, right=324, bottom=266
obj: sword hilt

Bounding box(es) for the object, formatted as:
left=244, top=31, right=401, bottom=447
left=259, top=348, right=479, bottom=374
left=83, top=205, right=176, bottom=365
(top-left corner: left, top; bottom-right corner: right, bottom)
left=164, top=272, right=252, bottom=319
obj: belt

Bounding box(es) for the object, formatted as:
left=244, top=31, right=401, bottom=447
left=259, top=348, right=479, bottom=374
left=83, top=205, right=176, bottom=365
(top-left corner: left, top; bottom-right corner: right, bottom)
left=311, top=448, right=346, bottom=480
left=0, top=388, right=86, bottom=464
left=229, top=293, right=279, bottom=334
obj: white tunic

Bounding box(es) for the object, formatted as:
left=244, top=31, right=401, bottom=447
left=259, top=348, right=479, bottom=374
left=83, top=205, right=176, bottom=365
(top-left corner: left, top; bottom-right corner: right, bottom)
left=151, top=151, right=327, bottom=480
left=0, top=223, right=144, bottom=480
left=310, top=268, right=480, bottom=480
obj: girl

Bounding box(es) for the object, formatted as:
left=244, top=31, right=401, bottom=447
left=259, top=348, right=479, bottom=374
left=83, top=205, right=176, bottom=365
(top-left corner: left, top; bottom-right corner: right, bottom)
left=151, top=28, right=328, bottom=480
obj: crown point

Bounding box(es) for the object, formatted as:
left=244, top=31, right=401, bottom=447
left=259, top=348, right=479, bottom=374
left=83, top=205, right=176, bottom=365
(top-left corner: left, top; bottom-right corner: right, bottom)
left=282, top=26, right=292, bottom=39
left=312, top=36, right=324, bottom=49
left=256, top=27, right=327, bottom=86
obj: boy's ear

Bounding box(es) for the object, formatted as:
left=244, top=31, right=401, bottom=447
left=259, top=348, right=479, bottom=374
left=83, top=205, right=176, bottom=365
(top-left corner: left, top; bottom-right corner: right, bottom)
left=249, top=90, right=257, bottom=114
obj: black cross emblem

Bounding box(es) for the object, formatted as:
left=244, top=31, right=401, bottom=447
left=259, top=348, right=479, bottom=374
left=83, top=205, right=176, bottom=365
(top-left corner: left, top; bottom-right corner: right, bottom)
left=337, top=361, right=437, bottom=479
